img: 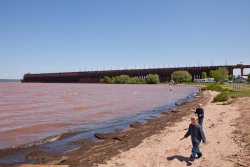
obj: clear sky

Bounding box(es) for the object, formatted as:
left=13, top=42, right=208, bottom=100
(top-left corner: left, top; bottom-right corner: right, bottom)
left=0, top=0, right=250, bottom=79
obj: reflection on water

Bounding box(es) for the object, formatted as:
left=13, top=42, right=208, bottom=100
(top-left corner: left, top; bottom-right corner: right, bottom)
left=0, top=83, right=197, bottom=149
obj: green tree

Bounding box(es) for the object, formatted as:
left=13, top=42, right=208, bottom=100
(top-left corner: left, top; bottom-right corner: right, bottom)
left=201, top=72, right=207, bottom=79
left=102, top=76, right=112, bottom=83
left=125, top=77, right=146, bottom=84
left=126, top=77, right=136, bottom=84
left=115, top=75, right=130, bottom=84
left=172, top=71, right=192, bottom=83
left=248, top=73, right=250, bottom=82
left=228, top=75, right=235, bottom=81
left=135, top=77, right=146, bottom=84
left=214, top=67, right=229, bottom=82
left=209, top=70, right=215, bottom=78
left=102, top=74, right=160, bottom=84
left=145, top=74, right=160, bottom=84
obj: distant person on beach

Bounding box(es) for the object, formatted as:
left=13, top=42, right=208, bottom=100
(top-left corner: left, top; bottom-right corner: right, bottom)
left=195, top=104, right=204, bottom=126
left=181, top=117, right=206, bottom=163
left=169, top=85, right=173, bottom=91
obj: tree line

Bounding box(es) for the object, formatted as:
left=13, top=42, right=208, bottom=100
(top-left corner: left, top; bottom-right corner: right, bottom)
left=101, top=67, right=250, bottom=84
left=171, top=67, right=233, bottom=83
left=101, top=74, right=160, bottom=84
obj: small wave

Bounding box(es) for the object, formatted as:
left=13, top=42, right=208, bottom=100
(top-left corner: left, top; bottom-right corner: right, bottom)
left=17, top=134, right=62, bottom=149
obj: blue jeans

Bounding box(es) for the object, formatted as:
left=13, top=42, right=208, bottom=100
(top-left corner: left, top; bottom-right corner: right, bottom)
left=190, top=140, right=202, bottom=160
left=198, top=117, right=203, bottom=126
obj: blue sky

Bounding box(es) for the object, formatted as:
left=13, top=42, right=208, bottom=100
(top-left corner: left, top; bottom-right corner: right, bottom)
left=0, top=0, right=250, bottom=79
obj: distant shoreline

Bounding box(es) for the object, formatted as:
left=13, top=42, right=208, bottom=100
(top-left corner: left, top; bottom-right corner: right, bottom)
left=0, top=79, right=20, bottom=82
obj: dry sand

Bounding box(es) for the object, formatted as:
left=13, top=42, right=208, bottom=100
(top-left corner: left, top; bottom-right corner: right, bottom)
left=99, top=91, right=245, bottom=167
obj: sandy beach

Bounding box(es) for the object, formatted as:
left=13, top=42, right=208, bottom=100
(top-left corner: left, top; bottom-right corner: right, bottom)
left=97, top=91, right=249, bottom=167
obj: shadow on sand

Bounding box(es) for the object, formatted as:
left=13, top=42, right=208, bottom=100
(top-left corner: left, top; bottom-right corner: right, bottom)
left=167, top=155, right=192, bottom=166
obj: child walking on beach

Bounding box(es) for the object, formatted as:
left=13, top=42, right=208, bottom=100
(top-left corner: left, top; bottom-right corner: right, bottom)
left=195, top=104, right=204, bottom=126
left=181, top=117, right=206, bottom=163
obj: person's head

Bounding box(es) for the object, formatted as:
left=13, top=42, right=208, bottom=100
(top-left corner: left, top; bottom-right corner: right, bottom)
left=191, top=117, right=198, bottom=125
left=198, top=103, right=203, bottom=108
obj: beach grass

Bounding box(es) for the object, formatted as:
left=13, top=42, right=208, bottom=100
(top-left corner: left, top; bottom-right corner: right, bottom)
left=214, top=83, right=250, bottom=102
left=212, top=91, right=229, bottom=102
left=188, top=82, right=250, bottom=102
left=222, top=83, right=250, bottom=97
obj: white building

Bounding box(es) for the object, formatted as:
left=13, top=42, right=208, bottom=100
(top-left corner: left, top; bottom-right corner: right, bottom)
left=194, top=78, right=215, bottom=83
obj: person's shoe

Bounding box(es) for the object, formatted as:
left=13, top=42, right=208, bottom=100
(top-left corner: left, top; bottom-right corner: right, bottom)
left=197, top=153, right=202, bottom=159
left=188, top=158, right=194, bottom=164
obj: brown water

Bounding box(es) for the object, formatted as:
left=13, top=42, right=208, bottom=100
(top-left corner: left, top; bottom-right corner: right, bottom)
left=0, top=83, right=198, bottom=149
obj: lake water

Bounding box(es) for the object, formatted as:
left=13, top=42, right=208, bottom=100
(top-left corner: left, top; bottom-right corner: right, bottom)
left=0, top=83, right=198, bottom=149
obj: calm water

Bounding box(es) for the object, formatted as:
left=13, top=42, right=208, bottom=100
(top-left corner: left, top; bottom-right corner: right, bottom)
left=0, top=83, right=198, bottom=149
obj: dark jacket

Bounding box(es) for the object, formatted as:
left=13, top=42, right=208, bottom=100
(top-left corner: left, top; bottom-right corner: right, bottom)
left=184, top=123, right=206, bottom=143
left=195, top=108, right=204, bottom=119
